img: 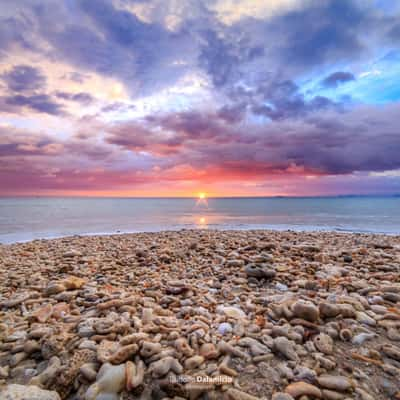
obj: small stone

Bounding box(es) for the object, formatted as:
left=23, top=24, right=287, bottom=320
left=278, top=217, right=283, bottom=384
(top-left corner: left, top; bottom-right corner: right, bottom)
left=63, top=249, right=82, bottom=257
left=45, top=283, right=66, bottom=295
left=245, top=264, right=276, bottom=279
left=356, top=311, right=376, bottom=326
left=0, top=384, right=61, bottom=400
left=313, top=333, right=334, bottom=355
left=292, top=300, right=319, bottom=322
left=274, top=337, right=299, bottom=362
left=272, top=393, right=295, bottom=400
left=319, top=303, right=341, bottom=319
left=217, top=306, right=246, bottom=319
left=218, top=322, right=233, bottom=335
left=200, top=343, right=219, bottom=359
left=285, top=381, right=322, bottom=398
left=316, top=375, right=353, bottom=392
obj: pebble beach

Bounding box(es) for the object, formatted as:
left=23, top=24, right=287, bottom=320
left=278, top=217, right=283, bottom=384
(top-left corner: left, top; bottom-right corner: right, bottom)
left=0, top=229, right=399, bottom=400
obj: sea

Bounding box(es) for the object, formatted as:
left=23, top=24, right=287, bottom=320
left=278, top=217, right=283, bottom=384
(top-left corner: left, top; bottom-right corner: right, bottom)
left=0, top=196, right=399, bottom=244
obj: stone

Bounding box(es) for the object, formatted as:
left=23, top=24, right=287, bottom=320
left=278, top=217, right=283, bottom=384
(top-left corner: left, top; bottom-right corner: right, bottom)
left=0, top=384, right=61, bottom=400
left=272, top=393, right=295, bottom=400
left=218, top=322, right=233, bottom=335
left=217, top=306, right=246, bottom=319
left=244, top=264, right=276, bottom=279
left=292, top=300, right=319, bottom=322
left=285, top=381, right=322, bottom=398
left=313, top=333, right=334, bottom=355
left=316, top=375, right=353, bottom=392
left=274, top=337, right=299, bottom=362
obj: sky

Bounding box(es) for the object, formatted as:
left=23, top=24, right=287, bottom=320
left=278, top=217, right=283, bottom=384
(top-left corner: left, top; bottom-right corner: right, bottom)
left=1, top=0, right=400, bottom=197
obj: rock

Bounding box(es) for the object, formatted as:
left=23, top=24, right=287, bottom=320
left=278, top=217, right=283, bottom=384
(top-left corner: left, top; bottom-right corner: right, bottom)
left=292, top=300, right=319, bottom=322
left=0, top=384, right=61, bottom=400
left=218, top=322, right=233, bottom=335
left=343, top=255, right=352, bottom=263
left=217, top=306, right=246, bottom=319
left=356, top=311, right=376, bottom=326
left=274, top=336, right=299, bottom=362
left=45, top=283, right=66, bottom=295
left=149, top=356, right=183, bottom=378
left=321, top=389, right=346, bottom=399
left=313, top=333, right=334, bottom=355
left=200, top=343, right=219, bottom=359
left=352, top=332, right=376, bottom=345
left=381, top=344, right=400, bottom=361
left=85, top=363, right=126, bottom=400
left=285, top=381, right=322, bottom=398
left=244, top=264, right=276, bottom=279
left=63, top=249, right=82, bottom=257
left=319, top=303, right=341, bottom=319
left=316, top=375, right=353, bottom=392
left=32, top=303, right=53, bottom=323
left=224, top=388, right=260, bottom=400
left=184, top=355, right=205, bottom=369
left=62, top=275, right=86, bottom=290
left=272, top=393, right=295, bottom=400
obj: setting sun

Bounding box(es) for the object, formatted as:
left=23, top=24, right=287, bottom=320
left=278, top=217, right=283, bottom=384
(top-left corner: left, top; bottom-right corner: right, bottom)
left=198, top=192, right=206, bottom=199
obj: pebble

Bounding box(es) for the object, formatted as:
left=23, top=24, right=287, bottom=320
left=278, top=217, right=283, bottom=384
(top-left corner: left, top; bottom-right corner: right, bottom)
left=0, top=384, right=61, bottom=400
left=292, top=300, right=320, bottom=322
left=0, top=229, right=399, bottom=400
left=317, top=375, right=353, bottom=391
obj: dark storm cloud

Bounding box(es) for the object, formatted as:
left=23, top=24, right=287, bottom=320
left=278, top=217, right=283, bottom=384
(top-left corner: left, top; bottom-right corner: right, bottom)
left=322, top=72, right=356, bottom=88
left=1, top=65, right=46, bottom=92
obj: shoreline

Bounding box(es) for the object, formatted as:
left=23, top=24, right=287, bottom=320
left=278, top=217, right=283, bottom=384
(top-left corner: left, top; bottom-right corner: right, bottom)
left=0, top=229, right=399, bottom=399
left=2, top=226, right=400, bottom=246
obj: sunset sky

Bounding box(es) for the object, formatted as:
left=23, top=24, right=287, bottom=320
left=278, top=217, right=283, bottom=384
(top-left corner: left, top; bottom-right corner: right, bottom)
left=1, top=0, right=400, bottom=197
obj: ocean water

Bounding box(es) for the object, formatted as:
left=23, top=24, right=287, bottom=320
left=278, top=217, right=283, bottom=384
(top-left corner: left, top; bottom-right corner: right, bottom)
left=0, top=196, right=399, bottom=243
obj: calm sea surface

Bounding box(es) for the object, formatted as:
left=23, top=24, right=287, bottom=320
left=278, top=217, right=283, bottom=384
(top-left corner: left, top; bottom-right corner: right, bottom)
left=0, top=197, right=399, bottom=243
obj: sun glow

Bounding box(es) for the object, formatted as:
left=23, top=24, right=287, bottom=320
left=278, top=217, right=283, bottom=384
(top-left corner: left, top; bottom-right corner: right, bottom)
left=196, top=192, right=208, bottom=207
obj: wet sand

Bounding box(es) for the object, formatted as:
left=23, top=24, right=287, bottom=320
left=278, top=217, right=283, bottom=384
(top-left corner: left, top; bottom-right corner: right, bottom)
left=0, top=229, right=400, bottom=400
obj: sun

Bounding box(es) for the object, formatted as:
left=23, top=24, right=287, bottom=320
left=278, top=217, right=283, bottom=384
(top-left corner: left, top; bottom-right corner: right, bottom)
left=196, top=192, right=208, bottom=207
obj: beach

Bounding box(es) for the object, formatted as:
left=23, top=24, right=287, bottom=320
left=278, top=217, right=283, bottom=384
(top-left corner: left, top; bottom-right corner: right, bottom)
left=0, top=229, right=400, bottom=400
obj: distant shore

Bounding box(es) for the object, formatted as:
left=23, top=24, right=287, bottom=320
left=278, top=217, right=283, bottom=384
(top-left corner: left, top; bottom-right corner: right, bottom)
left=1, top=229, right=399, bottom=399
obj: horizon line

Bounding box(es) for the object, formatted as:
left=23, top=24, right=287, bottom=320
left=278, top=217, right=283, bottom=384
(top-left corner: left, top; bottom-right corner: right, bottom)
left=1, top=194, right=399, bottom=199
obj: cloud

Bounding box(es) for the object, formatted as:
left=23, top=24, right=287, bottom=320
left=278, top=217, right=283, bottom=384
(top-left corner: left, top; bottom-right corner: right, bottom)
left=0, top=94, right=65, bottom=115
left=0, top=15, right=38, bottom=58
left=55, top=91, right=94, bottom=104
left=0, top=0, right=400, bottom=196
left=105, top=103, right=400, bottom=178
left=1, top=65, right=46, bottom=92
left=227, top=78, right=339, bottom=121
left=322, top=71, right=355, bottom=88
